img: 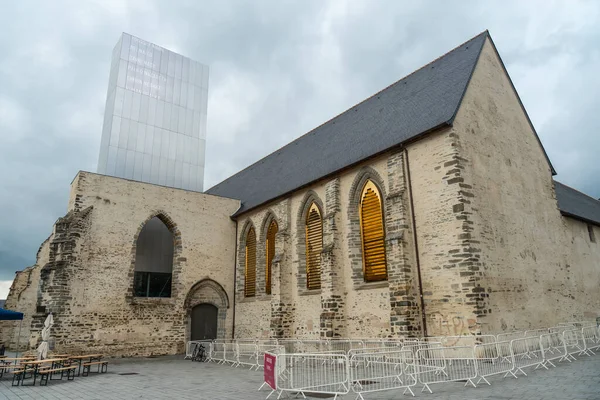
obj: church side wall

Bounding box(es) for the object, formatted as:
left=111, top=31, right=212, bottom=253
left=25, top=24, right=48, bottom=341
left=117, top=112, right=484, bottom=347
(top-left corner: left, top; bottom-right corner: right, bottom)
left=43, top=172, right=239, bottom=356
left=234, top=150, right=423, bottom=339
left=453, top=37, right=600, bottom=332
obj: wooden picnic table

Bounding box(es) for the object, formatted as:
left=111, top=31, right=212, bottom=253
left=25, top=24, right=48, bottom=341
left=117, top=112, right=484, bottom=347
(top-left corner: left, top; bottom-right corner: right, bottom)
left=14, top=358, right=68, bottom=386
left=21, top=358, right=67, bottom=365
left=69, top=354, right=103, bottom=359
left=68, top=354, right=103, bottom=377
left=0, top=357, right=36, bottom=366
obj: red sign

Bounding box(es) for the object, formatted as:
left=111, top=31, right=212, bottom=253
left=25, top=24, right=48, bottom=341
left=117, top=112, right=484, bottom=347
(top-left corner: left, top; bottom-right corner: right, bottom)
left=263, top=353, right=277, bottom=390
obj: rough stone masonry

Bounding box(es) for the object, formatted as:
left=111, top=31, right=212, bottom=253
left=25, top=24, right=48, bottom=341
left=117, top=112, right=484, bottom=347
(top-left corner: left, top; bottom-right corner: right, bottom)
left=2, top=32, right=599, bottom=357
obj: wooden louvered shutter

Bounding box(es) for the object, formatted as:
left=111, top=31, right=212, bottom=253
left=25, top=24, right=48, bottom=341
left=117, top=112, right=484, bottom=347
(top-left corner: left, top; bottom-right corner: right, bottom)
left=305, top=203, right=322, bottom=290
left=266, top=220, right=278, bottom=295
left=245, top=228, right=256, bottom=297
left=360, top=181, right=387, bottom=281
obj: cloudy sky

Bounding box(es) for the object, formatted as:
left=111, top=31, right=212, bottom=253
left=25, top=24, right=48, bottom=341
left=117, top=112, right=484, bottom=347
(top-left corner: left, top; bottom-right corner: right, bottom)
left=1, top=0, right=599, bottom=298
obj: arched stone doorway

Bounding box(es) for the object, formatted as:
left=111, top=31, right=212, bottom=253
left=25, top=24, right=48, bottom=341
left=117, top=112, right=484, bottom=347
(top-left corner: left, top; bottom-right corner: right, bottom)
left=184, top=279, right=229, bottom=340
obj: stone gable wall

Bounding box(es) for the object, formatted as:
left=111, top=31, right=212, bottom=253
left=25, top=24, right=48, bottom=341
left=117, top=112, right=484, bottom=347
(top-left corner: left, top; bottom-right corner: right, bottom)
left=452, top=37, right=600, bottom=332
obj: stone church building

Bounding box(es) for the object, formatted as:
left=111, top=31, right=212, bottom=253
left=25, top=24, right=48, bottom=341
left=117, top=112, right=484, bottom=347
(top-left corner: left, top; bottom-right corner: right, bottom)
left=2, top=31, right=600, bottom=357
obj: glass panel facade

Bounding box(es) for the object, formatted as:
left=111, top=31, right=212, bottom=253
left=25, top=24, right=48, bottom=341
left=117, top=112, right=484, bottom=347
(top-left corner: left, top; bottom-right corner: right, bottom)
left=97, top=33, right=208, bottom=191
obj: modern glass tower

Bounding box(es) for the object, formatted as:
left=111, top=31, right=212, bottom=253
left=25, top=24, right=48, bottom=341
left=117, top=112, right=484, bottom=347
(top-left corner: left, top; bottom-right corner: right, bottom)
left=97, top=33, right=208, bottom=191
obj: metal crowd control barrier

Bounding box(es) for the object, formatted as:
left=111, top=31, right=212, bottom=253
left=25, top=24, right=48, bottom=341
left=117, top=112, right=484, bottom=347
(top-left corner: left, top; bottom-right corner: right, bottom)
left=509, top=337, right=545, bottom=376
left=540, top=332, right=568, bottom=367
left=275, top=353, right=349, bottom=399
left=348, top=346, right=408, bottom=359
left=415, top=345, right=477, bottom=393
left=361, top=339, right=388, bottom=349
left=563, top=329, right=586, bottom=359
left=210, top=341, right=226, bottom=364
left=380, top=339, right=404, bottom=349
left=524, top=328, right=549, bottom=337
left=327, top=339, right=364, bottom=354
left=582, top=326, right=600, bottom=353
left=185, top=340, right=201, bottom=359
left=276, top=339, right=302, bottom=353
left=223, top=342, right=239, bottom=366
left=549, top=326, right=571, bottom=334
left=497, top=331, right=524, bottom=343
left=237, top=342, right=260, bottom=369
left=403, top=341, right=441, bottom=354
left=299, top=339, right=330, bottom=353
left=257, top=344, right=284, bottom=370
left=474, top=340, right=515, bottom=385
left=185, top=340, right=213, bottom=360
left=260, top=350, right=287, bottom=399
left=349, top=349, right=416, bottom=398
left=193, top=323, right=599, bottom=398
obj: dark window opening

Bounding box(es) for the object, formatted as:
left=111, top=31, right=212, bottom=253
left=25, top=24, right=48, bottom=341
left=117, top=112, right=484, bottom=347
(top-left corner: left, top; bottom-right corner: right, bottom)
left=36, top=305, right=46, bottom=314
left=134, top=271, right=172, bottom=297
left=134, top=217, right=174, bottom=298
left=588, top=224, right=596, bottom=243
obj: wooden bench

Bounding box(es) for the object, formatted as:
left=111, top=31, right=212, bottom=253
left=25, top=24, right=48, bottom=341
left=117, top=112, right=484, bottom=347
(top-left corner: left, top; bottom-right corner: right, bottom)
left=10, top=369, right=26, bottom=386
left=38, top=365, right=77, bottom=386
left=2, top=364, right=26, bottom=379
left=82, top=361, right=108, bottom=376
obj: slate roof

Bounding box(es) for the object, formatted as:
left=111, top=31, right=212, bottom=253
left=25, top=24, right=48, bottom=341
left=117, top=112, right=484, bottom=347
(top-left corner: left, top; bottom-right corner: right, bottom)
left=206, top=31, right=490, bottom=215
left=555, top=181, right=600, bottom=226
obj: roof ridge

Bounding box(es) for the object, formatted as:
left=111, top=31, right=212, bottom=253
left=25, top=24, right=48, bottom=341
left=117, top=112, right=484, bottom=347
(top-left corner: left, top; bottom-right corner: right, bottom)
left=207, top=30, right=489, bottom=193
left=447, top=30, right=489, bottom=124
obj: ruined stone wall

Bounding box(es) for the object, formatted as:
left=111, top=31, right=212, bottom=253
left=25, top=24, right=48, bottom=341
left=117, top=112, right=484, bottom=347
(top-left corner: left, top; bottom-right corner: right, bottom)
left=5, top=171, right=240, bottom=357
left=453, top=37, right=600, bottom=332
left=0, top=238, right=50, bottom=350
left=234, top=152, right=422, bottom=339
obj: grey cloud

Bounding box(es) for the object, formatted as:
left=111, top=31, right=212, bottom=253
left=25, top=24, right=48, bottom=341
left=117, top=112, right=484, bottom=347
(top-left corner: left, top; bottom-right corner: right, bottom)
left=0, top=0, right=599, bottom=282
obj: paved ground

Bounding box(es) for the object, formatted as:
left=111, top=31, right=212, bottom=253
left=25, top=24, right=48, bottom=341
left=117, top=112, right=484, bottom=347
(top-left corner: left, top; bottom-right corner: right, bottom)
left=1, top=352, right=599, bottom=399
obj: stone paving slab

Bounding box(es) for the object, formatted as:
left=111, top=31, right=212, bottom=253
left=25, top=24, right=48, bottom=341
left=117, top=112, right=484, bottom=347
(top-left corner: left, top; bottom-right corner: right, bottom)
left=1, top=353, right=599, bottom=399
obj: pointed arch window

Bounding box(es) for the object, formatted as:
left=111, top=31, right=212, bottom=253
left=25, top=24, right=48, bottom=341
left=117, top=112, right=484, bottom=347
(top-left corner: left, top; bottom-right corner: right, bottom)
left=244, top=227, right=257, bottom=297
left=360, top=180, right=387, bottom=281
left=305, top=203, right=323, bottom=290
left=133, top=217, right=174, bottom=297
left=266, top=220, right=278, bottom=295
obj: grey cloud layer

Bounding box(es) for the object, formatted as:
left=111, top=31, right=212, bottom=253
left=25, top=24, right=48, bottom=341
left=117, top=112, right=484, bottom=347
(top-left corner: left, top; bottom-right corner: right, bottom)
left=0, top=0, right=598, bottom=281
